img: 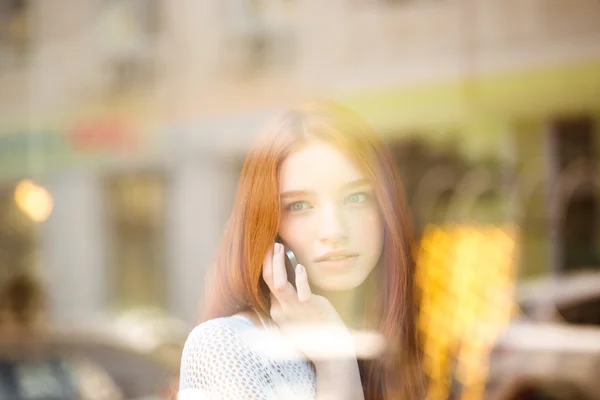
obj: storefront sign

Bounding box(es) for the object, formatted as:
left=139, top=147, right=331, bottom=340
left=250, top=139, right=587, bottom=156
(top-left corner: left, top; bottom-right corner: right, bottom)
left=0, top=116, right=145, bottom=180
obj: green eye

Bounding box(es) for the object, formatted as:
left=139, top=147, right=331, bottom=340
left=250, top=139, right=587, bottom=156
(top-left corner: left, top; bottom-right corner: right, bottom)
left=287, top=202, right=309, bottom=211
left=346, top=193, right=367, bottom=204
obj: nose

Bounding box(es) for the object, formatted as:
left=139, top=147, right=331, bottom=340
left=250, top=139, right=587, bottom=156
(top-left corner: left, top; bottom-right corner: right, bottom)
left=317, top=204, right=348, bottom=246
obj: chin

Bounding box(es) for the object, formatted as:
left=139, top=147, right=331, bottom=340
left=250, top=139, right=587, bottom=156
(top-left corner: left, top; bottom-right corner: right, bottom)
left=312, top=271, right=370, bottom=292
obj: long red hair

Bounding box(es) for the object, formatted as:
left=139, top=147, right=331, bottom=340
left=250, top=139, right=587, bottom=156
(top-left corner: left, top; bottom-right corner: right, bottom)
left=201, top=101, right=425, bottom=399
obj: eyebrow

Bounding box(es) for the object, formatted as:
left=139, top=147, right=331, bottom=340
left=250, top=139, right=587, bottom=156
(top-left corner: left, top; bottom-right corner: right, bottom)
left=342, top=178, right=371, bottom=190
left=280, top=178, right=371, bottom=198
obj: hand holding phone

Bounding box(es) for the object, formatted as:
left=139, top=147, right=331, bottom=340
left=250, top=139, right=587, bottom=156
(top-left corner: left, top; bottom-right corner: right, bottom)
left=262, top=243, right=358, bottom=361
left=262, top=243, right=388, bottom=361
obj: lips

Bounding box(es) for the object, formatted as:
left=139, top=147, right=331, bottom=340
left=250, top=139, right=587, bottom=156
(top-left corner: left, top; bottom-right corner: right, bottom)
left=315, top=251, right=359, bottom=263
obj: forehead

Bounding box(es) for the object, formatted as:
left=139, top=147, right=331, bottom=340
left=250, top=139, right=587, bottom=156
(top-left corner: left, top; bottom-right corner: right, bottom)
left=279, top=141, right=366, bottom=191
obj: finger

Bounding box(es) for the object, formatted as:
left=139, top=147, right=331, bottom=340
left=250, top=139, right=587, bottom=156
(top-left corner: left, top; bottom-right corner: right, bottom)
left=269, top=294, right=285, bottom=324
left=295, top=264, right=312, bottom=303
left=272, top=243, right=296, bottom=301
left=262, top=245, right=274, bottom=289
left=270, top=293, right=279, bottom=308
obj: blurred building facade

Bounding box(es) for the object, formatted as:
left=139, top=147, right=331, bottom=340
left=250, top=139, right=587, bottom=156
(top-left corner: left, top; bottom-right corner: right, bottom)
left=1, top=0, right=600, bottom=325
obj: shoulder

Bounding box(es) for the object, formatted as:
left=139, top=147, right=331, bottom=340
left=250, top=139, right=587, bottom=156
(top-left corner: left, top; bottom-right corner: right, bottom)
left=179, top=315, right=316, bottom=398
left=182, top=315, right=257, bottom=354
left=180, top=315, right=259, bottom=367
left=178, top=316, right=268, bottom=392
left=186, top=315, right=255, bottom=336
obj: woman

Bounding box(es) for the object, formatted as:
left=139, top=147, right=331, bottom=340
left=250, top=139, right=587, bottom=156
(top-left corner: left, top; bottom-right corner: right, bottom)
left=178, top=101, right=425, bottom=399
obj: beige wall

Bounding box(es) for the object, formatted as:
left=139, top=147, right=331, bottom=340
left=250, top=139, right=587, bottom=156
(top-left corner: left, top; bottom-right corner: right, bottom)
left=3, top=0, right=600, bottom=126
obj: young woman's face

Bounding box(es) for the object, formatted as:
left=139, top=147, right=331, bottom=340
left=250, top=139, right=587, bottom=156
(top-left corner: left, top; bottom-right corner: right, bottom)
left=278, top=140, right=384, bottom=292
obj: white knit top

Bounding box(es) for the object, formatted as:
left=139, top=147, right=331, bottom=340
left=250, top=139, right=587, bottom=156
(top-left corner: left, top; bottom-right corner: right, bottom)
left=178, top=314, right=316, bottom=399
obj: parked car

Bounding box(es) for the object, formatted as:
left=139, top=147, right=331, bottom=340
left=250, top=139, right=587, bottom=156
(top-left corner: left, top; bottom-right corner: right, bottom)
left=485, top=270, right=600, bottom=399
left=0, top=312, right=187, bottom=400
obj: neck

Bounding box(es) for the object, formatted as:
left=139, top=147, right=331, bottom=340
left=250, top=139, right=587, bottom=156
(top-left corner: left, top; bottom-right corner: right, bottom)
left=316, top=271, right=378, bottom=330
left=325, top=288, right=361, bottom=328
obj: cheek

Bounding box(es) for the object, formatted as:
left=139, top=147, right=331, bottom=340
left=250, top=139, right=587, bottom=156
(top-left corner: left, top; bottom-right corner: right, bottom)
left=349, top=209, right=384, bottom=254
left=278, top=215, right=314, bottom=257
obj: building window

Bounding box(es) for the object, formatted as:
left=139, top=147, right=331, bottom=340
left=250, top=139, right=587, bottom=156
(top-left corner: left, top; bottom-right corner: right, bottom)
left=99, top=0, right=161, bottom=94
left=220, top=0, right=296, bottom=78
left=551, top=116, right=599, bottom=273
left=0, top=0, right=30, bottom=69
left=105, top=171, right=166, bottom=311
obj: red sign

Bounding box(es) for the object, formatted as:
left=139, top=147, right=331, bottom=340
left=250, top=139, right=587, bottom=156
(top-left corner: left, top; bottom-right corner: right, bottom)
left=69, top=117, right=139, bottom=152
